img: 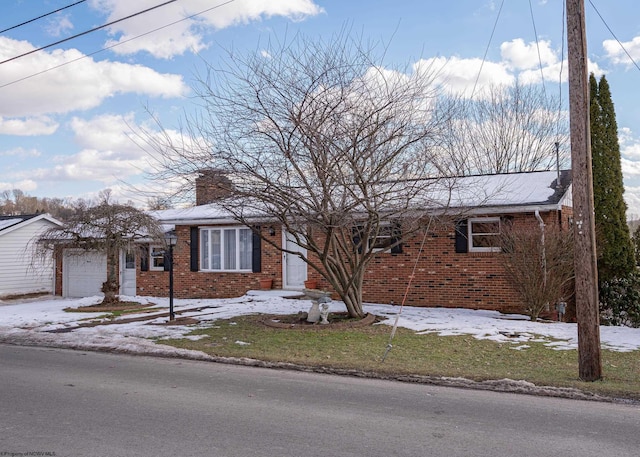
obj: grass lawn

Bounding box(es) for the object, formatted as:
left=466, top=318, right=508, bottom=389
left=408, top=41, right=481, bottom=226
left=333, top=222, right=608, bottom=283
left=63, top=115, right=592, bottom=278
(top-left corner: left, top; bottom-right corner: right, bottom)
left=158, top=314, right=640, bottom=402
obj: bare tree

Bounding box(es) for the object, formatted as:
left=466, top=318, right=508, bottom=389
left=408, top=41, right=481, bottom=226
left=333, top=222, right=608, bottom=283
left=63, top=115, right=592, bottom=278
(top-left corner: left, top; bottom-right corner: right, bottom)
left=146, top=32, right=460, bottom=318
left=0, top=188, right=75, bottom=220
left=441, top=83, right=569, bottom=175
left=37, top=191, right=164, bottom=305
left=500, top=220, right=574, bottom=321
left=146, top=195, right=173, bottom=211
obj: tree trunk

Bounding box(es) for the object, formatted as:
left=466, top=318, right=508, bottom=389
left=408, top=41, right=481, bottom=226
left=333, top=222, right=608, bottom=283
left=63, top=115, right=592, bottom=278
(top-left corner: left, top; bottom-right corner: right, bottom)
left=101, top=244, right=120, bottom=305
left=338, top=272, right=366, bottom=319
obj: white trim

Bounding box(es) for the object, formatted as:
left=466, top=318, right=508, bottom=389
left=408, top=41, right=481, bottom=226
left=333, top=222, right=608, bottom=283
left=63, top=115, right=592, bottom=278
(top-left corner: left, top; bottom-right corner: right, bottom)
left=149, top=245, right=165, bottom=271
left=0, top=214, right=63, bottom=237
left=157, top=201, right=570, bottom=227
left=120, top=248, right=137, bottom=296
left=468, top=217, right=501, bottom=253
left=282, top=229, right=307, bottom=289
left=199, top=226, right=253, bottom=272
left=369, top=222, right=395, bottom=253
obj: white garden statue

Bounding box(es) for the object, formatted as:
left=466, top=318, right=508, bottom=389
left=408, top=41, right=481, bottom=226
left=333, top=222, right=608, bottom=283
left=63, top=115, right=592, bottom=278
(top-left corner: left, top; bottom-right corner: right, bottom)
left=320, top=303, right=330, bottom=324
left=307, top=302, right=320, bottom=323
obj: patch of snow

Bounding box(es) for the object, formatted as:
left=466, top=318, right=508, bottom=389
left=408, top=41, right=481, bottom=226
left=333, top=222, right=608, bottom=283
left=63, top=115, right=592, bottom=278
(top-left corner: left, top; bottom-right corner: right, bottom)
left=0, top=292, right=639, bottom=357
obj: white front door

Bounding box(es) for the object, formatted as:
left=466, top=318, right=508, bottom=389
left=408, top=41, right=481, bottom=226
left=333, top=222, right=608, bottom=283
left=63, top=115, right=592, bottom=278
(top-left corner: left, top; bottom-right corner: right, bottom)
left=120, top=248, right=137, bottom=297
left=283, top=230, right=307, bottom=289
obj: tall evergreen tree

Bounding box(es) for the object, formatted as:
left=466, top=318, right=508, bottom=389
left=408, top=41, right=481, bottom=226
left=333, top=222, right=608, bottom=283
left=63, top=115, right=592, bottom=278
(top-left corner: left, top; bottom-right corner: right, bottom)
left=589, top=73, right=634, bottom=283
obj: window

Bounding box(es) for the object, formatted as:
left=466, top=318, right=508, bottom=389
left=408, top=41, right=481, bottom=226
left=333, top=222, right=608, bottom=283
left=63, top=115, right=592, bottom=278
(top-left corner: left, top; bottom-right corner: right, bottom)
left=149, top=245, right=165, bottom=270
left=200, top=227, right=253, bottom=271
left=370, top=223, right=394, bottom=253
left=468, top=217, right=501, bottom=252
left=124, top=249, right=135, bottom=269
left=353, top=222, right=402, bottom=254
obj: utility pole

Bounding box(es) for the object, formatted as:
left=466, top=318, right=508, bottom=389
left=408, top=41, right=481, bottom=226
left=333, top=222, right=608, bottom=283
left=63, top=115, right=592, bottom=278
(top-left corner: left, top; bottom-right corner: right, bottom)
left=566, top=0, right=602, bottom=381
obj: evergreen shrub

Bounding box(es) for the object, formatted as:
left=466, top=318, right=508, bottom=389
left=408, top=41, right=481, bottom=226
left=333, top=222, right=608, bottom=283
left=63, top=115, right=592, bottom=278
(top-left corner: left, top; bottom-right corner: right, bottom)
left=599, top=272, right=640, bottom=327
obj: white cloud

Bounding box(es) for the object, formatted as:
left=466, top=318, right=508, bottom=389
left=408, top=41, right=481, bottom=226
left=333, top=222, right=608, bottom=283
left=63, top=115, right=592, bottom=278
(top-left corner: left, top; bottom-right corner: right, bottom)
left=45, top=15, right=74, bottom=37
left=624, top=184, right=640, bottom=219
left=0, top=116, right=59, bottom=136
left=5, top=112, right=201, bottom=193
left=620, top=127, right=640, bottom=160
left=0, top=147, right=41, bottom=158
left=516, top=58, right=604, bottom=85
left=414, top=56, right=514, bottom=98
left=500, top=38, right=558, bottom=71
left=3, top=113, right=154, bottom=185
left=603, top=36, right=640, bottom=66
left=0, top=37, right=189, bottom=118
left=622, top=157, right=640, bottom=178
left=21, top=148, right=148, bottom=184
left=92, top=0, right=324, bottom=59
left=70, top=113, right=141, bottom=153
left=0, top=179, right=38, bottom=192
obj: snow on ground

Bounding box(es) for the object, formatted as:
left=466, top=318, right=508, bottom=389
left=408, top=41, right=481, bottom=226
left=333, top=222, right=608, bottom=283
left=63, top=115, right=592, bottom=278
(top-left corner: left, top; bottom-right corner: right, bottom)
left=1, top=292, right=639, bottom=358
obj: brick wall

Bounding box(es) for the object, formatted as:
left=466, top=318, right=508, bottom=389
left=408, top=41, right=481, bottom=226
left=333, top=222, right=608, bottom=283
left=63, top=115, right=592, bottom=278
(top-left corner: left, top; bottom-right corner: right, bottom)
left=356, top=209, right=572, bottom=315
left=361, top=219, right=517, bottom=311
left=136, top=225, right=284, bottom=298
left=195, top=170, right=234, bottom=205
left=136, top=209, right=572, bottom=315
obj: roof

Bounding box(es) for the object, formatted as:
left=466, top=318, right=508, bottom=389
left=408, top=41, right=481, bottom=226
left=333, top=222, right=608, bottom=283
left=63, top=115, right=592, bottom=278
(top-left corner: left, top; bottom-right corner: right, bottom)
left=443, top=169, right=571, bottom=212
left=155, top=169, right=572, bottom=224
left=0, top=214, right=63, bottom=236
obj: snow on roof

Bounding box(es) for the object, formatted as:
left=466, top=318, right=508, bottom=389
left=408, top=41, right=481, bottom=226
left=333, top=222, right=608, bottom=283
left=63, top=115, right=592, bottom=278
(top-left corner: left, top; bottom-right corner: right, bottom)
left=154, top=170, right=570, bottom=224
left=152, top=202, right=243, bottom=224
left=0, top=214, right=63, bottom=235
left=444, top=169, right=569, bottom=209
left=0, top=218, right=24, bottom=231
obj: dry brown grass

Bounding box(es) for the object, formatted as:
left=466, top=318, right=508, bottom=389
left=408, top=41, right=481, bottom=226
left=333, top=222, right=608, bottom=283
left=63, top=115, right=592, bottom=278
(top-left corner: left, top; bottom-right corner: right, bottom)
left=159, top=314, right=640, bottom=402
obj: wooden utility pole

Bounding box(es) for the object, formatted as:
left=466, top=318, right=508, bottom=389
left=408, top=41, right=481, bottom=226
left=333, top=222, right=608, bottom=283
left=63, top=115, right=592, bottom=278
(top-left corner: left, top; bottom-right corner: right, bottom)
left=566, top=0, right=602, bottom=381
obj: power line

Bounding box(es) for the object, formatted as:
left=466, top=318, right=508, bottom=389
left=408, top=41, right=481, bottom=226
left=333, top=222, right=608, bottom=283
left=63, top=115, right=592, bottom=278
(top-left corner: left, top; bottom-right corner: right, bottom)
left=557, top=0, right=566, bottom=140
left=528, top=0, right=546, bottom=95
left=0, top=0, right=236, bottom=90
left=588, top=0, right=640, bottom=73
left=0, top=0, right=178, bottom=65
left=0, top=0, right=87, bottom=34
left=470, top=0, right=505, bottom=100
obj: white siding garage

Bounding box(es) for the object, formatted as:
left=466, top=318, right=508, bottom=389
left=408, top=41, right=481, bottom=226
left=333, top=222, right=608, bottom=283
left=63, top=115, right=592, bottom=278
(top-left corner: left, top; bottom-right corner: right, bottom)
left=0, top=214, right=62, bottom=298
left=62, top=250, right=107, bottom=298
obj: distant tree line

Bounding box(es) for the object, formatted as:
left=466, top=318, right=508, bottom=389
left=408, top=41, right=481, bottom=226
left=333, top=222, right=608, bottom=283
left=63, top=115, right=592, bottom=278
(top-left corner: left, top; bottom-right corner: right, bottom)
left=0, top=189, right=77, bottom=221
left=1, top=189, right=171, bottom=222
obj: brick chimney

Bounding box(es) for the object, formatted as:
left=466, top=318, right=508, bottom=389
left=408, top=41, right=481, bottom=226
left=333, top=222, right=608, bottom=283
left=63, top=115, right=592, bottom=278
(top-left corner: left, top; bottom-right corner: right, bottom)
left=195, top=169, right=234, bottom=205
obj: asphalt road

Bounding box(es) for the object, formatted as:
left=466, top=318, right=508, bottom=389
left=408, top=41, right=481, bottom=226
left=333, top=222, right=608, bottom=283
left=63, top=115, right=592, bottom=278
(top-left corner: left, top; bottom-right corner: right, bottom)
left=1, top=344, right=638, bottom=457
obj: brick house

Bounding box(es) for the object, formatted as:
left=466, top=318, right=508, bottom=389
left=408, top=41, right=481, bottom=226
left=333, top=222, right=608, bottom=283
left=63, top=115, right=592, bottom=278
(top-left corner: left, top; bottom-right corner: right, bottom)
left=133, top=169, right=573, bottom=315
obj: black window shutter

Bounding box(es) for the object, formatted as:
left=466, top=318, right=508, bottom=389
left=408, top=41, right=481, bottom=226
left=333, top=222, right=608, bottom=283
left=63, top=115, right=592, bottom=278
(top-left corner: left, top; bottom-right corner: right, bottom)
left=190, top=227, right=199, bottom=272
left=140, top=245, right=149, bottom=271
left=352, top=226, right=363, bottom=254
left=252, top=227, right=262, bottom=273
left=390, top=222, right=403, bottom=254
left=455, top=220, right=468, bottom=253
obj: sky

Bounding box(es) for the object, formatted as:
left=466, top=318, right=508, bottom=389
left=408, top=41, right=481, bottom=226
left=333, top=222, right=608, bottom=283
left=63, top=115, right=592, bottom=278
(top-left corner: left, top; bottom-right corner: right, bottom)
left=1, top=1, right=640, bottom=214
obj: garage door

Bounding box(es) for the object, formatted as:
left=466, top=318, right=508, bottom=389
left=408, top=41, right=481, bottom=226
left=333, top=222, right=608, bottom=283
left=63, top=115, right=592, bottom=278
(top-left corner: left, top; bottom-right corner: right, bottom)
left=62, top=250, right=107, bottom=298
